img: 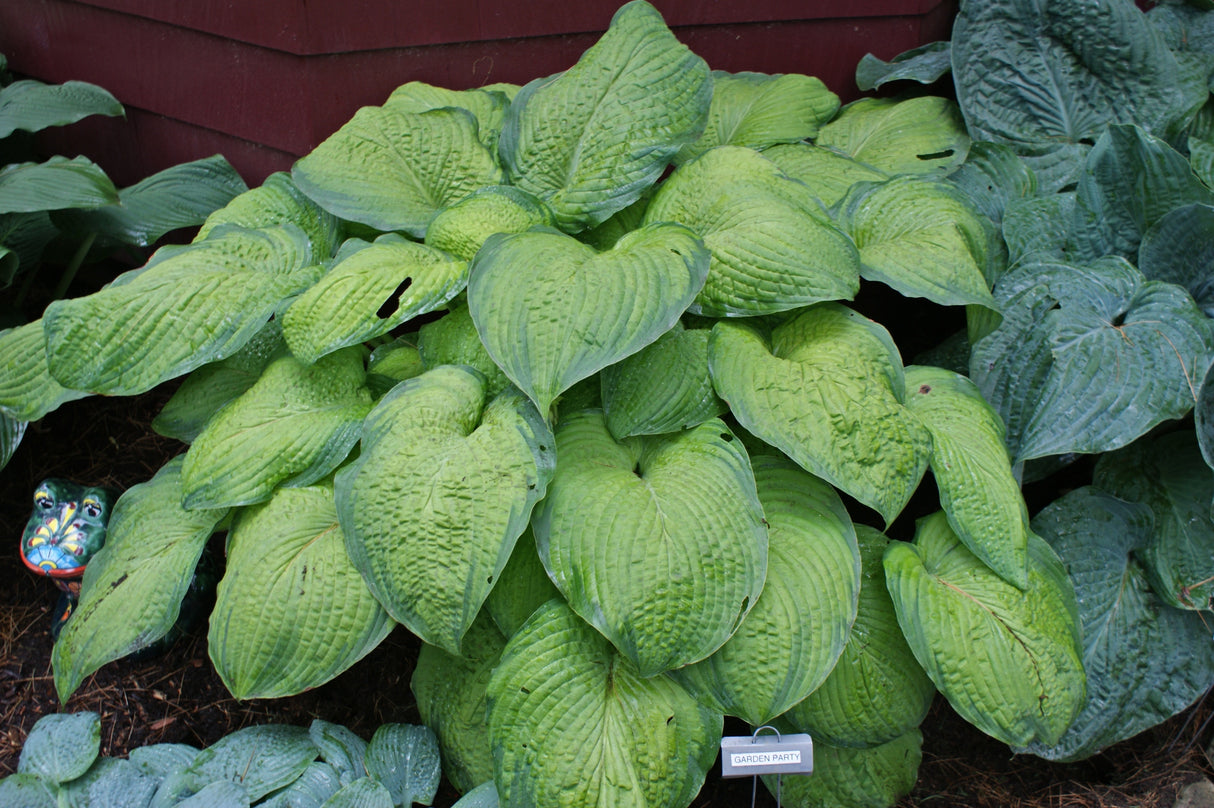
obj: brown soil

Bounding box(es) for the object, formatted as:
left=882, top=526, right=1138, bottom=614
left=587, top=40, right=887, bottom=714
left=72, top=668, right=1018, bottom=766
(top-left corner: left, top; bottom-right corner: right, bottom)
left=2, top=384, right=1213, bottom=807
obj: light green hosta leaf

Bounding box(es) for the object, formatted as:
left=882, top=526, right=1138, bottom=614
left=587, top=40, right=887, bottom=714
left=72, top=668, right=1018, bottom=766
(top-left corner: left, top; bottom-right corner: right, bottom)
left=498, top=0, right=711, bottom=232
left=44, top=225, right=319, bottom=396
left=884, top=512, right=1085, bottom=747
left=971, top=258, right=1214, bottom=463
left=152, top=321, right=287, bottom=443
left=673, top=455, right=859, bottom=726
left=0, top=411, right=24, bottom=472
left=487, top=600, right=722, bottom=808
left=577, top=193, right=652, bottom=251
left=17, top=712, right=100, bottom=784
left=367, top=336, right=424, bottom=392
left=644, top=146, right=859, bottom=316
left=763, top=728, right=922, bottom=808
left=417, top=304, right=510, bottom=399
left=258, top=762, right=341, bottom=808
left=0, top=774, right=56, bottom=808
left=364, top=725, right=440, bottom=808
left=410, top=612, right=505, bottom=794
left=283, top=236, right=467, bottom=363
left=1139, top=203, right=1214, bottom=317
left=709, top=305, right=931, bottom=524
left=600, top=322, right=726, bottom=439
left=425, top=186, right=556, bottom=261
left=383, top=81, right=512, bottom=152
left=181, top=348, right=371, bottom=509
left=855, top=41, right=953, bottom=91
left=533, top=411, right=767, bottom=676
left=1095, top=431, right=1214, bottom=610
left=0, top=78, right=122, bottom=137
left=951, top=0, right=1205, bottom=189
left=467, top=223, right=708, bottom=417
left=183, top=725, right=317, bottom=803
left=0, top=155, right=118, bottom=213
left=209, top=484, right=393, bottom=699
left=763, top=143, right=888, bottom=208
left=483, top=528, right=560, bottom=638
left=905, top=365, right=1030, bottom=588
left=948, top=141, right=1038, bottom=228
left=337, top=366, right=555, bottom=654
left=0, top=320, right=91, bottom=422
left=784, top=527, right=934, bottom=749
left=292, top=106, right=504, bottom=237
left=816, top=96, right=970, bottom=176
left=676, top=71, right=839, bottom=165
left=839, top=176, right=994, bottom=308
left=197, top=172, right=341, bottom=261
left=52, top=458, right=228, bottom=701
left=1026, top=487, right=1214, bottom=761
left=320, top=778, right=393, bottom=808
left=56, top=155, right=247, bottom=248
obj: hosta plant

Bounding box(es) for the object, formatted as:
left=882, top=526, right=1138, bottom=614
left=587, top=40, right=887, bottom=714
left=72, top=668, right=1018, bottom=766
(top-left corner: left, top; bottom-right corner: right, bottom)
left=5, top=0, right=1214, bottom=806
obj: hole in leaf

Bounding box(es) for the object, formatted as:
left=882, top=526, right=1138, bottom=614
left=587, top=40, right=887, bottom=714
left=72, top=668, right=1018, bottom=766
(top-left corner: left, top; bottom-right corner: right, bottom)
left=720, top=433, right=733, bottom=442
left=917, top=149, right=954, bottom=161
left=377, top=277, right=413, bottom=319
left=1110, top=311, right=1127, bottom=327
left=486, top=575, right=494, bottom=584
left=520, top=687, right=531, bottom=695
left=918, top=384, right=932, bottom=395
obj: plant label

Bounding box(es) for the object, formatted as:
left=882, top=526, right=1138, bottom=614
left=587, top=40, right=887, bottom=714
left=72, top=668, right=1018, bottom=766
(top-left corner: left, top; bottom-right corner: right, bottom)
left=720, top=729, right=814, bottom=777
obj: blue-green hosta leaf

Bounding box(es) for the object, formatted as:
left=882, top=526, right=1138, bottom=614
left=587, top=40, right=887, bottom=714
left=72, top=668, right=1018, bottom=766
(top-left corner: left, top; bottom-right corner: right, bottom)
left=672, top=455, right=859, bottom=726
left=319, top=778, right=393, bottom=808
left=55, top=155, right=247, bottom=247
left=450, top=782, right=499, bottom=808
left=1201, top=362, right=1214, bottom=472
left=292, top=106, right=504, bottom=238
left=0, top=78, right=122, bottom=137
left=816, top=96, right=970, bottom=176
left=44, top=225, right=319, bottom=396
left=83, top=759, right=157, bottom=808
left=383, top=81, right=512, bottom=152
left=600, top=322, right=726, bottom=439
left=0, top=211, right=57, bottom=286
left=363, top=725, right=440, bottom=807
left=181, top=348, right=371, bottom=509
left=838, top=176, right=994, bottom=308
left=209, top=484, right=393, bottom=699
left=0, top=320, right=90, bottom=422
left=498, top=0, right=711, bottom=232
left=884, top=512, right=1085, bottom=747
left=532, top=411, right=767, bottom=676
left=762, top=728, right=922, bottom=808
left=486, top=600, right=722, bottom=808
left=174, top=780, right=249, bottom=808
left=52, top=458, right=229, bottom=701
left=308, top=721, right=366, bottom=788
left=17, top=712, right=100, bottom=784
left=947, top=141, right=1038, bottom=228
left=1192, top=137, right=1214, bottom=188
left=483, top=528, right=560, bottom=638
left=971, top=258, right=1214, bottom=462
left=128, top=743, right=198, bottom=779
left=152, top=321, right=287, bottom=443
left=424, top=186, right=556, bottom=261
left=337, top=366, right=555, bottom=654
left=0, top=156, right=118, bottom=213
left=855, top=41, right=953, bottom=91
left=951, top=0, right=1206, bottom=190
left=283, top=236, right=467, bottom=363
left=643, top=146, right=860, bottom=316
left=197, top=172, right=341, bottom=261
left=1139, top=203, right=1214, bottom=317
left=1026, top=487, right=1214, bottom=761
left=1002, top=192, right=1076, bottom=266
left=0, top=774, right=55, bottom=808
left=762, top=143, right=888, bottom=208
left=905, top=365, right=1031, bottom=589
left=467, top=223, right=708, bottom=417
left=1070, top=125, right=1214, bottom=263
left=1095, top=431, right=1214, bottom=610
left=783, top=527, right=934, bottom=749
left=709, top=305, right=931, bottom=524
left=258, top=762, right=341, bottom=808
left=410, top=612, right=505, bottom=794
left=416, top=304, right=510, bottom=399
left=182, top=725, right=317, bottom=803
left=675, top=71, right=839, bottom=165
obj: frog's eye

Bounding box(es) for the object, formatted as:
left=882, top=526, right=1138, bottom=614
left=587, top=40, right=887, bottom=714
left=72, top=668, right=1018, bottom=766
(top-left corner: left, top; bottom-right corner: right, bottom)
left=35, top=492, right=55, bottom=510
left=82, top=499, right=103, bottom=518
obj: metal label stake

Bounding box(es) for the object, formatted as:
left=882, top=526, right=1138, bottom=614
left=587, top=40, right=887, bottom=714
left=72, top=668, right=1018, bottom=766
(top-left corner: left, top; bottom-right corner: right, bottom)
left=720, top=725, right=814, bottom=808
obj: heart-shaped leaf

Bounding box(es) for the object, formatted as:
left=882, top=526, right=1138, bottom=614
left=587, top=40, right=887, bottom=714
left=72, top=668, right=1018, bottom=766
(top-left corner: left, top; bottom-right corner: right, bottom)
left=487, top=600, right=722, bottom=808
left=884, top=512, right=1085, bottom=747
left=533, top=411, right=767, bottom=676
left=816, top=96, right=969, bottom=175
left=672, top=455, right=859, bottom=726
left=364, top=725, right=440, bottom=808
left=644, top=146, right=860, bottom=316
left=1026, top=487, right=1214, bottom=761
left=283, top=235, right=467, bottom=363
left=0, top=156, right=118, bottom=213
left=44, top=225, right=319, bottom=396
left=709, top=305, right=931, bottom=524
left=308, top=721, right=366, bottom=788
left=182, top=348, right=372, bottom=509
left=498, top=0, right=711, bottom=232
left=208, top=484, right=394, bottom=699
left=0, top=319, right=90, bottom=422
left=17, top=712, right=100, bottom=784
left=467, top=223, right=708, bottom=417
left=182, top=725, right=317, bottom=803
left=337, top=365, right=554, bottom=654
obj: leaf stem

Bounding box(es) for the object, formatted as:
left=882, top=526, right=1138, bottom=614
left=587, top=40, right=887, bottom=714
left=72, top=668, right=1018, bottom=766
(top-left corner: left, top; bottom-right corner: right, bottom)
left=52, top=231, right=98, bottom=301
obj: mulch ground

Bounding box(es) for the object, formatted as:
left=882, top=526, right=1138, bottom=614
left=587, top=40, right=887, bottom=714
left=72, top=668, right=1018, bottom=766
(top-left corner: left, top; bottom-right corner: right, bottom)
left=2, top=376, right=1213, bottom=808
